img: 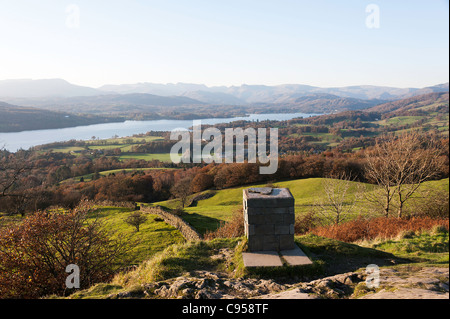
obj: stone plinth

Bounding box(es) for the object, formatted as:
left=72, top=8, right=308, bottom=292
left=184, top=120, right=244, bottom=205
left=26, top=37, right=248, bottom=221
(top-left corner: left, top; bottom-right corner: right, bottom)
left=243, top=187, right=295, bottom=252
left=242, top=251, right=283, bottom=267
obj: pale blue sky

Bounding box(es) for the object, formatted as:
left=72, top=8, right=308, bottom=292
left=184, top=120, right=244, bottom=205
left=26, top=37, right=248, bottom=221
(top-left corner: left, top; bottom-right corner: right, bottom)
left=0, top=0, right=448, bottom=88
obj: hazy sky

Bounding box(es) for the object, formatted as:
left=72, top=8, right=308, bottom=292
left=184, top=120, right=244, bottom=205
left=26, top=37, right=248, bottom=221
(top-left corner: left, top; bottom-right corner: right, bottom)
left=0, top=0, right=448, bottom=88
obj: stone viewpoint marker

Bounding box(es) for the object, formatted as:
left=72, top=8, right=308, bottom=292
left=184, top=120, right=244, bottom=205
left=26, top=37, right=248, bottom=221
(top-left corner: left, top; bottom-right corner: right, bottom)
left=242, top=187, right=312, bottom=267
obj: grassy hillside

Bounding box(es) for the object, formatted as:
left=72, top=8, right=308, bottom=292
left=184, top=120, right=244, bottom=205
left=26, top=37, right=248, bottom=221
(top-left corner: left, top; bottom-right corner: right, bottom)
left=40, top=135, right=164, bottom=154
left=88, top=206, right=185, bottom=264
left=64, top=227, right=449, bottom=299
left=38, top=135, right=174, bottom=164
left=63, top=167, right=177, bottom=183
left=67, top=234, right=394, bottom=298
left=0, top=101, right=120, bottom=132
left=117, top=153, right=172, bottom=162
left=367, top=92, right=448, bottom=114
left=154, top=177, right=449, bottom=235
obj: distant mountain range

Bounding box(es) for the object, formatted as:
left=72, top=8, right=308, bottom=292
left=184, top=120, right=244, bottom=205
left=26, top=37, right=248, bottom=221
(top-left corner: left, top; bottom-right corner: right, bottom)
left=1, top=79, right=448, bottom=104
left=100, top=82, right=449, bottom=103
left=1, top=85, right=447, bottom=133
left=0, top=79, right=447, bottom=127
left=0, top=79, right=99, bottom=98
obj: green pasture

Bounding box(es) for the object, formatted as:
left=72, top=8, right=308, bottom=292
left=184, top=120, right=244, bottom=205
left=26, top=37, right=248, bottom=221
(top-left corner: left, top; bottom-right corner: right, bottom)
left=118, top=153, right=172, bottom=162
left=88, top=206, right=185, bottom=264
left=64, top=167, right=177, bottom=183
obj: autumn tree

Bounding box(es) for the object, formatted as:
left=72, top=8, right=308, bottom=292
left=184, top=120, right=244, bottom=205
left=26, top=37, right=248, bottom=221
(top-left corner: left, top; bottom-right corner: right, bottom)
left=0, top=149, right=35, bottom=216
left=190, top=173, right=214, bottom=193
left=0, top=206, right=135, bottom=298
left=0, top=150, right=30, bottom=198
left=170, top=176, right=193, bottom=208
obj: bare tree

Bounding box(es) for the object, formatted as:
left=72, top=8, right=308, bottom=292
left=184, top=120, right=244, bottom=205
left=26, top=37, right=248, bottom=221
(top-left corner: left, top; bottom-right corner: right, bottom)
left=390, top=133, right=442, bottom=217
left=364, top=132, right=443, bottom=218
left=364, top=137, right=398, bottom=217
left=315, top=172, right=361, bottom=225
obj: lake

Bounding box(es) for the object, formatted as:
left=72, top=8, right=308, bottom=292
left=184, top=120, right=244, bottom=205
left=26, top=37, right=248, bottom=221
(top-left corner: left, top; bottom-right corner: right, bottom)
left=0, top=112, right=319, bottom=152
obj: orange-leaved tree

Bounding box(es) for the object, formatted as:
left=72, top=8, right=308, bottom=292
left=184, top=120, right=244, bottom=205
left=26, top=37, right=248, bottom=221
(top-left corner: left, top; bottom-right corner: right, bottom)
left=0, top=206, right=135, bottom=298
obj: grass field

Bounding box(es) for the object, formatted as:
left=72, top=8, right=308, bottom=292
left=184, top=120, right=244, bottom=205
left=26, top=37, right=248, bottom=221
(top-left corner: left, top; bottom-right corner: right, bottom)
left=88, top=206, right=185, bottom=264
left=154, top=178, right=372, bottom=234
left=69, top=227, right=450, bottom=299
left=45, top=146, right=85, bottom=153
left=371, top=114, right=449, bottom=136
left=64, top=167, right=178, bottom=183
left=0, top=205, right=186, bottom=265
left=85, top=136, right=164, bottom=145
left=40, top=136, right=166, bottom=160
left=153, top=177, right=449, bottom=235
left=376, top=116, right=425, bottom=126
left=286, top=113, right=448, bottom=150
left=61, top=220, right=449, bottom=299
left=359, top=226, right=449, bottom=266
left=117, top=153, right=172, bottom=162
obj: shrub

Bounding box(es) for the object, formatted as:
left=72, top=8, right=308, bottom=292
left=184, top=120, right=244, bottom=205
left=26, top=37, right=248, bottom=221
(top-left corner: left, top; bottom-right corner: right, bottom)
left=395, top=229, right=416, bottom=240
left=294, top=212, right=319, bottom=235
left=0, top=207, right=135, bottom=298
left=430, top=224, right=449, bottom=236
left=204, top=209, right=244, bottom=240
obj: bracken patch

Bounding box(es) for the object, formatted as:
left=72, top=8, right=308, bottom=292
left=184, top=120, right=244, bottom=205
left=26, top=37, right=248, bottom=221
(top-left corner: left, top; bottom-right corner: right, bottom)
left=310, top=217, right=449, bottom=243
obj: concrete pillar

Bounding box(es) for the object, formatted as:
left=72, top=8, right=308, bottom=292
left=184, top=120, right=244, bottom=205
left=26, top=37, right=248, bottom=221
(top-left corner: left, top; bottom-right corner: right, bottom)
left=243, top=187, right=295, bottom=252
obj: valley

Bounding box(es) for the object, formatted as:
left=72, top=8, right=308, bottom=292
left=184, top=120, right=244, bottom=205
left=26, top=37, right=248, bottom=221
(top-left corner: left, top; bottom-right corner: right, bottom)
left=0, top=80, right=448, bottom=301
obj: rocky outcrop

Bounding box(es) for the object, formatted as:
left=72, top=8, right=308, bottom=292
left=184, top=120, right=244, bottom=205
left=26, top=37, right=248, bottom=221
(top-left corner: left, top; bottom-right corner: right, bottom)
left=358, top=267, right=449, bottom=299
left=257, top=267, right=449, bottom=299
left=108, top=270, right=288, bottom=299
left=106, top=266, right=449, bottom=299
left=107, top=269, right=365, bottom=299
left=255, top=272, right=364, bottom=299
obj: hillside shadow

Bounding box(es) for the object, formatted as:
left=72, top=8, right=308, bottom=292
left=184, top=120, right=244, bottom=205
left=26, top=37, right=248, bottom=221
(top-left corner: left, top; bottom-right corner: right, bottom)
left=182, top=213, right=223, bottom=235
left=296, top=235, right=411, bottom=278
left=188, top=191, right=217, bottom=207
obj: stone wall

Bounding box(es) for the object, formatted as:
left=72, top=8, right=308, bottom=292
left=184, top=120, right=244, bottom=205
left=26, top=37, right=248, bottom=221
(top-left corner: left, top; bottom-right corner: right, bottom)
left=141, top=206, right=202, bottom=241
